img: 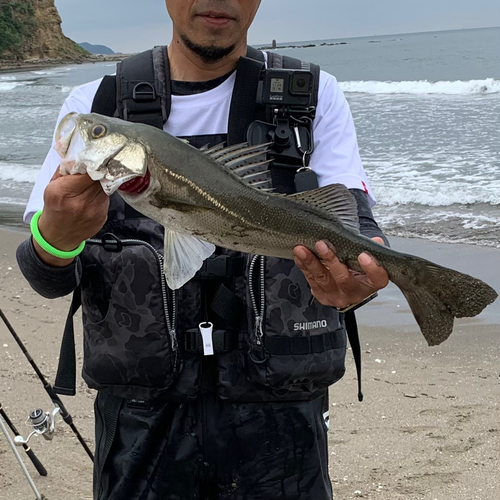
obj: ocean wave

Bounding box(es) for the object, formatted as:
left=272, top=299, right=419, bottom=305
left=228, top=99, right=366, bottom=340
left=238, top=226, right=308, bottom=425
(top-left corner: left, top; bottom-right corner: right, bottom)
left=374, top=206, right=500, bottom=249
left=382, top=227, right=500, bottom=249
left=0, top=163, right=40, bottom=183
left=0, top=196, right=27, bottom=206
left=0, top=81, right=33, bottom=92
left=374, top=185, right=500, bottom=207
left=31, top=67, right=74, bottom=75
left=56, top=85, right=75, bottom=94
left=340, top=78, right=500, bottom=95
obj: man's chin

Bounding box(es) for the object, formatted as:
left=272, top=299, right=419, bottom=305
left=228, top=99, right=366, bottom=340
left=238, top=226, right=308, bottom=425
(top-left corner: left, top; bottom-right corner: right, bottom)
left=181, top=33, right=236, bottom=64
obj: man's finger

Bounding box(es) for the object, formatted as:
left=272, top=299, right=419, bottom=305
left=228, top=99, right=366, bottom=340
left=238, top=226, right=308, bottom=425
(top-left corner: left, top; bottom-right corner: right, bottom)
left=293, top=246, right=335, bottom=290
left=53, top=172, right=102, bottom=197
left=358, top=253, right=389, bottom=289
left=50, top=167, right=64, bottom=181
left=315, top=241, right=358, bottom=293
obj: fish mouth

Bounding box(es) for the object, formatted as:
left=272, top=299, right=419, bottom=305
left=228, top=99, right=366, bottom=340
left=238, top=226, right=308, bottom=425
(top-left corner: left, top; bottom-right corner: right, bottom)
left=55, top=112, right=78, bottom=158
left=118, top=170, right=151, bottom=195
left=53, top=112, right=150, bottom=196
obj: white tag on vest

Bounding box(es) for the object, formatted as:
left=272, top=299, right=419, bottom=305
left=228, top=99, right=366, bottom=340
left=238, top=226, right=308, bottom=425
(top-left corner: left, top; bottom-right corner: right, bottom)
left=199, top=322, right=214, bottom=356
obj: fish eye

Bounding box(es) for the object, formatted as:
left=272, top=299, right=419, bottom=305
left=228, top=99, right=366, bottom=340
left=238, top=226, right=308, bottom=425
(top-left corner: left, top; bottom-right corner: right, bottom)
left=92, top=125, right=107, bottom=138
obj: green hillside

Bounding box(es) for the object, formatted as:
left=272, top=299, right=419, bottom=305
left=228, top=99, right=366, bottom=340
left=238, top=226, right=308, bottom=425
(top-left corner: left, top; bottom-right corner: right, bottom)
left=0, top=0, right=88, bottom=61
left=0, top=1, right=36, bottom=57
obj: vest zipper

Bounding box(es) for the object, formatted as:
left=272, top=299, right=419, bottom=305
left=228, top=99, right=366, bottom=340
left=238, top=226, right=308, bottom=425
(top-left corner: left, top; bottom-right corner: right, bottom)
left=249, top=255, right=265, bottom=345
left=87, top=238, right=178, bottom=355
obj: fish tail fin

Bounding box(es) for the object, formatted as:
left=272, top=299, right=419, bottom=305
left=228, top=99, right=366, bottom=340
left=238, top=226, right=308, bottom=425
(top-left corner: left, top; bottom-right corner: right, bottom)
left=390, top=257, right=497, bottom=346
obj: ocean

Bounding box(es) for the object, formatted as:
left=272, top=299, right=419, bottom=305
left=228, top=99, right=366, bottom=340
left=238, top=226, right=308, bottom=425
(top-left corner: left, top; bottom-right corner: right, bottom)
left=1, top=27, right=499, bottom=248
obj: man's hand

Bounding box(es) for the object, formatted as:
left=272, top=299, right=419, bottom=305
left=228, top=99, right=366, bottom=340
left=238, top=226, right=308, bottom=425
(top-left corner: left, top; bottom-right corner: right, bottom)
left=293, top=238, right=389, bottom=309
left=34, top=169, right=109, bottom=267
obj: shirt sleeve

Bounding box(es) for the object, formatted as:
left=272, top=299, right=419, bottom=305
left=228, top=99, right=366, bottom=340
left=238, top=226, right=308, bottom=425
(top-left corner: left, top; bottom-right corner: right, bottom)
left=310, top=71, right=376, bottom=206
left=16, top=237, right=82, bottom=299
left=23, top=78, right=103, bottom=223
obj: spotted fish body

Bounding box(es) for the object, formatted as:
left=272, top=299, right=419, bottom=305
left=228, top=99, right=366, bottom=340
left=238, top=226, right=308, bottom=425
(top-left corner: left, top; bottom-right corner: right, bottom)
left=55, top=112, right=498, bottom=346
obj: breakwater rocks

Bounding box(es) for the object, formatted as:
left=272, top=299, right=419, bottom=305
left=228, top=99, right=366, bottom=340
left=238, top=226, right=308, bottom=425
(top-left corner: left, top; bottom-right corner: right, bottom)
left=257, top=41, right=347, bottom=50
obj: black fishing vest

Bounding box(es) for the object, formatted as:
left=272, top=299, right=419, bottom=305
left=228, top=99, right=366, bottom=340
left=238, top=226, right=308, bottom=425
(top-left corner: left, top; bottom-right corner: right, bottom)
left=55, top=47, right=350, bottom=403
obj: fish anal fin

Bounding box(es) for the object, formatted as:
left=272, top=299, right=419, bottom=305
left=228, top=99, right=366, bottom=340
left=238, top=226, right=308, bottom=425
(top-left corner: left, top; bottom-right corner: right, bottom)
left=164, top=231, right=215, bottom=290
left=290, top=184, right=360, bottom=233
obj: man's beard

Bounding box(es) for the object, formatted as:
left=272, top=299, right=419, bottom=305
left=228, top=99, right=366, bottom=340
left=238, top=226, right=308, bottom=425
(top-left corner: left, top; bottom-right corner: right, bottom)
left=181, top=34, right=236, bottom=64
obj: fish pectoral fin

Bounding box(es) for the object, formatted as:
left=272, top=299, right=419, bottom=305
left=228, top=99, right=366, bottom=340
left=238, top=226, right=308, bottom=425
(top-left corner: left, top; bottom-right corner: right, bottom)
left=163, top=231, right=216, bottom=290
left=289, top=184, right=360, bottom=233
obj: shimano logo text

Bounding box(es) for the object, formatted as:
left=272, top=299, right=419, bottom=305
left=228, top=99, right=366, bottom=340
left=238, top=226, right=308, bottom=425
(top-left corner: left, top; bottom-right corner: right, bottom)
left=293, top=320, right=327, bottom=331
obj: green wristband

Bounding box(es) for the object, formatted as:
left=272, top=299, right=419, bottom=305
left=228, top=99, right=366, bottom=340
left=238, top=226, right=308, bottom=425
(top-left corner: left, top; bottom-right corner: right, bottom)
left=30, top=210, right=85, bottom=260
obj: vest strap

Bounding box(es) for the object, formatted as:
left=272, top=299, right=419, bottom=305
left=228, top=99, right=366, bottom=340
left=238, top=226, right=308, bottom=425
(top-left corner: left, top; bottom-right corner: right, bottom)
left=194, top=255, right=245, bottom=280
left=344, top=311, right=364, bottom=402
left=115, top=46, right=170, bottom=129
left=181, top=329, right=239, bottom=353
left=54, top=287, right=81, bottom=396
left=227, top=52, right=265, bottom=145
left=264, top=329, right=345, bottom=355
left=91, top=75, right=117, bottom=116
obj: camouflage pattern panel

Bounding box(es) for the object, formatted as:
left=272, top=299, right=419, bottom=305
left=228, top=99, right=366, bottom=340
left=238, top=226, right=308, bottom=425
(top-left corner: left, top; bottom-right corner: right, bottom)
left=80, top=195, right=203, bottom=400
left=217, top=349, right=330, bottom=402
left=217, top=257, right=347, bottom=401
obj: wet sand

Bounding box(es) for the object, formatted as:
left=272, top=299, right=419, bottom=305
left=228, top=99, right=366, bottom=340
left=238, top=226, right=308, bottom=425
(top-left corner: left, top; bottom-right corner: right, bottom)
left=0, top=227, right=498, bottom=500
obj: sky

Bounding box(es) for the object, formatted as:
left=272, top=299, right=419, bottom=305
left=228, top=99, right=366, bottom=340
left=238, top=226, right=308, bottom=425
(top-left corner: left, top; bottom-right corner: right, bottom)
left=55, top=0, right=500, bottom=54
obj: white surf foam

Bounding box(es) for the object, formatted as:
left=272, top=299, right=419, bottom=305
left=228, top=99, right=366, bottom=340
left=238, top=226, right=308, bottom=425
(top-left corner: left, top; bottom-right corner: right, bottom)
left=0, top=81, right=33, bottom=92
left=56, top=85, right=75, bottom=94
left=373, top=184, right=500, bottom=207
left=0, top=163, right=40, bottom=184
left=0, top=196, right=27, bottom=206
left=340, top=78, right=500, bottom=95
left=31, top=67, right=74, bottom=75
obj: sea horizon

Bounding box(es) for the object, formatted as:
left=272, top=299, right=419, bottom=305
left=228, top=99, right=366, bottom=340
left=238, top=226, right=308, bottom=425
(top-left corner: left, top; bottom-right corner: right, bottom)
left=254, top=25, right=500, bottom=49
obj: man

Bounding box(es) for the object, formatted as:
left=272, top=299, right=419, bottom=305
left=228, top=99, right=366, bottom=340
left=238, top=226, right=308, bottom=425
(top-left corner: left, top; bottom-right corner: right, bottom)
left=17, top=1, right=388, bottom=498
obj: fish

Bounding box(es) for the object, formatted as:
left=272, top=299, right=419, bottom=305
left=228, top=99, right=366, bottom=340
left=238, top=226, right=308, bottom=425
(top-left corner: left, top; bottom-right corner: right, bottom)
left=54, top=112, right=498, bottom=346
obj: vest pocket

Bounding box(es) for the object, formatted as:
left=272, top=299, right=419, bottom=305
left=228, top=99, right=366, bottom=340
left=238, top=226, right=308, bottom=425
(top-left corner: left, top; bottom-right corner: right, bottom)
left=245, top=256, right=347, bottom=394
left=81, top=239, right=179, bottom=400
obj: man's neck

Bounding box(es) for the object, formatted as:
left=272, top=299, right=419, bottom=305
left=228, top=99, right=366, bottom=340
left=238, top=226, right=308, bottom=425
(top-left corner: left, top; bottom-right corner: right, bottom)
left=167, top=34, right=247, bottom=82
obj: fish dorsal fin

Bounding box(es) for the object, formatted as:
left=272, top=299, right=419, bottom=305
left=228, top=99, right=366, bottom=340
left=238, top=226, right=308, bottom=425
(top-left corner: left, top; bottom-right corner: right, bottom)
left=204, top=142, right=274, bottom=192
left=290, top=184, right=360, bottom=233
left=163, top=230, right=216, bottom=290
left=204, top=142, right=226, bottom=155
left=211, top=142, right=270, bottom=164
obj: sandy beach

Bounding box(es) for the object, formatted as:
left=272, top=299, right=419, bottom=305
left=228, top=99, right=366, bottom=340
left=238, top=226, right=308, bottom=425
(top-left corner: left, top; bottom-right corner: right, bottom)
left=0, top=226, right=498, bottom=500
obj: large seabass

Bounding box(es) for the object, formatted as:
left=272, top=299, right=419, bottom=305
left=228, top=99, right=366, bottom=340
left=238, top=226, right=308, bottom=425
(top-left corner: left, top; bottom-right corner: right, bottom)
left=55, top=112, right=498, bottom=346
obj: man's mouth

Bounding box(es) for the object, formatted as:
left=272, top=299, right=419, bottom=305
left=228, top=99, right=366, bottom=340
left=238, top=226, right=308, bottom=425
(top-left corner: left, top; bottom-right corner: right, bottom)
left=197, top=11, right=234, bottom=26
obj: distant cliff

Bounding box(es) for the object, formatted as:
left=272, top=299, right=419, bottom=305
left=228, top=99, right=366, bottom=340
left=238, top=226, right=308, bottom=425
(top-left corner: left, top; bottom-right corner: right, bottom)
left=79, top=42, right=115, bottom=55
left=0, top=0, right=88, bottom=61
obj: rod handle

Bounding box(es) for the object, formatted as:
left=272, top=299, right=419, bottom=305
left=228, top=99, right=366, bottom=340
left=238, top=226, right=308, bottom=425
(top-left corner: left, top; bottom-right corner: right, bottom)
left=25, top=447, right=48, bottom=476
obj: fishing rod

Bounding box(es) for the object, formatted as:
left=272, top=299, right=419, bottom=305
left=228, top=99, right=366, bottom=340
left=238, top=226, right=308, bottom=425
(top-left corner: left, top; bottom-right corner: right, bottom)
left=0, top=414, right=44, bottom=500
left=0, top=402, right=47, bottom=476
left=0, top=308, right=94, bottom=461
